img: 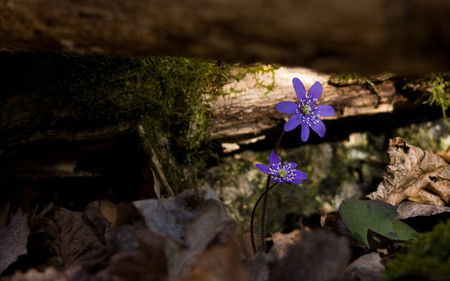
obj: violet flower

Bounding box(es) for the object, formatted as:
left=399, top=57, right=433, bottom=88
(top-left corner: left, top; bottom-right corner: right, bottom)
left=276, top=78, right=335, bottom=142
left=255, top=152, right=307, bottom=184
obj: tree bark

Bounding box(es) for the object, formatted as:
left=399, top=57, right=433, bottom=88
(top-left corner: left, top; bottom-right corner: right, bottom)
left=0, top=0, right=449, bottom=74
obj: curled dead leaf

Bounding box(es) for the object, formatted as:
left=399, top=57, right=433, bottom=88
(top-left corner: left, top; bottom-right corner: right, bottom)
left=27, top=213, right=63, bottom=270
left=0, top=209, right=30, bottom=274
left=165, top=200, right=239, bottom=279
left=55, top=202, right=113, bottom=270
left=367, top=137, right=450, bottom=206
left=133, top=189, right=223, bottom=244
left=396, top=201, right=450, bottom=220
left=121, top=189, right=245, bottom=280
left=4, top=266, right=112, bottom=281
left=183, top=241, right=252, bottom=281
left=270, top=229, right=350, bottom=281
left=437, top=151, right=450, bottom=163
left=246, top=252, right=272, bottom=281
left=269, top=229, right=303, bottom=261
left=107, top=229, right=167, bottom=281
left=345, top=252, right=385, bottom=281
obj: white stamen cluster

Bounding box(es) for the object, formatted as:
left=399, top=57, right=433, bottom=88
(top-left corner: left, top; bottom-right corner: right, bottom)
left=269, top=162, right=296, bottom=183
left=295, top=100, right=319, bottom=127
left=278, top=169, right=287, bottom=178
left=302, top=105, right=311, bottom=115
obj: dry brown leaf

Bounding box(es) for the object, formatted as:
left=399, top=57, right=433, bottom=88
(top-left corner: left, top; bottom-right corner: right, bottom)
left=27, top=213, right=63, bottom=270
left=270, top=229, right=350, bottom=281
left=241, top=233, right=255, bottom=260
left=5, top=266, right=115, bottom=281
left=6, top=267, right=63, bottom=281
left=107, top=229, right=167, bottom=281
left=269, top=229, right=303, bottom=261
left=396, top=201, right=450, bottom=220
left=100, top=199, right=118, bottom=229
left=106, top=251, right=163, bottom=281
left=345, top=252, right=385, bottom=281
left=246, top=252, right=272, bottom=281
left=109, top=201, right=146, bottom=252
left=165, top=200, right=237, bottom=279
left=132, top=189, right=244, bottom=280
left=437, top=151, right=450, bottom=163
left=182, top=241, right=252, bottom=281
left=133, top=189, right=221, bottom=244
left=112, top=220, right=146, bottom=252
left=55, top=202, right=113, bottom=270
left=0, top=209, right=30, bottom=274
left=367, top=137, right=450, bottom=206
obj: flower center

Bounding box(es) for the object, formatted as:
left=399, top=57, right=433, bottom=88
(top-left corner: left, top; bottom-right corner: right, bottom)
left=301, top=105, right=311, bottom=115
left=278, top=169, right=287, bottom=178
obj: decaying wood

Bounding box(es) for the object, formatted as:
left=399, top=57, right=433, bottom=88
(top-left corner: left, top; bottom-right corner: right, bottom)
left=210, top=67, right=417, bottom=142
left=0, top=0, right=449, bottom=74
left=0, top=67, right=439, bottom=184
left=0, top=122, right=136, bottom=180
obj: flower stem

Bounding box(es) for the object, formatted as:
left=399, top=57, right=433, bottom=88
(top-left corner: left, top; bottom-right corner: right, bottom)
left=274, top=130, right=285, bottom=153
left=260, top=174, right=271, bottom=252
left=250, top=182, right=278, bottom=253
left=252, top=130, right=285, bottom=254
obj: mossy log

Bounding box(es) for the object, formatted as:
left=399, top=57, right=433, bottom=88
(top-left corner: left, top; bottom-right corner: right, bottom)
left=210, top=67, right=430, bottom=143
left=0, top=67, right=440, bottom=189
left=0, top=0, right=449, bottom=74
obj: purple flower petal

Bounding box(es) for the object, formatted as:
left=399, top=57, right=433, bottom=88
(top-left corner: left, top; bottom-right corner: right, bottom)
left=306, top=82, right=322, bottom=106
left=255, top=164, right=270, bottom=174
left=289, top=178, right=301, bottom=184
left=284, top=162, right=298, bottom=170
left=272, top=177, right=283, bottom=183
left=269, top=152, right=281, bottom=166
left=276, top=101, right=298, bottom=114
left=310, top=119, right=326, bottom=137
left=292, top=78, right=306, bottom=102
left=284, top=115, right=301, bottom=132
left=295, top=170, right=308, bottom=180
left=301, top=122, right=310, bottom=142
left=290, top=170, right=308, bottom=184
left=313, top=105, right=335, bottom=117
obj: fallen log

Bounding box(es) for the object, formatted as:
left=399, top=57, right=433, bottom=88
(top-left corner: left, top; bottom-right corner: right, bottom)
left=0, top=0, right=449, bottom=74
left=0, top=65, right=441, bottom=196
left=211, top=67, right=425, bottom=143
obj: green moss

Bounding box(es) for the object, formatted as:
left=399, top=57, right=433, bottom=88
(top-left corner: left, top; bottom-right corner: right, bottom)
left=227, top=64, right=279, bottom=95
left=403, top=72, right=450, bottom=120
left=383, top=219, right=450, bottom=280
left=328, top=72, right=450, bottom=120
left=136, top=57, right=236, bottom=192
left=328, top=73, right=375, bottom=86
left=0, top=53, right=231, bottom=191
left=0, top=53, right=279, bottom=193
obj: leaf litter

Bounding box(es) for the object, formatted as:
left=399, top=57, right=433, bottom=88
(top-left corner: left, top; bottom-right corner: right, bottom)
left=367, top=137, right=449, bottom=206
left=0, top=209, right=29, bottom=274
left=0, top=137, right=449, bottom=281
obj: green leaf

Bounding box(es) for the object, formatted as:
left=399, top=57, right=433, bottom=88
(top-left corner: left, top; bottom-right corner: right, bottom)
left=339, top=199, right=418, bottom=248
